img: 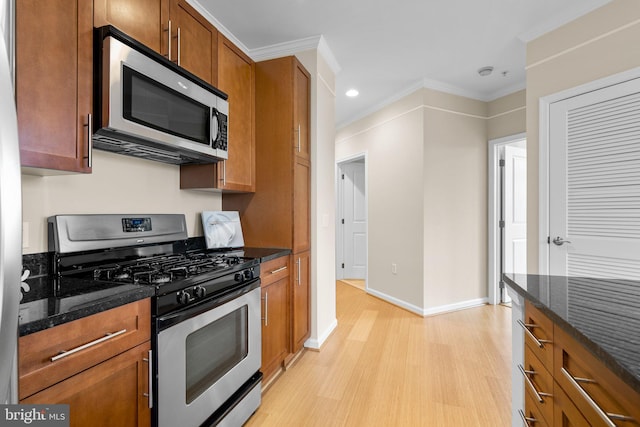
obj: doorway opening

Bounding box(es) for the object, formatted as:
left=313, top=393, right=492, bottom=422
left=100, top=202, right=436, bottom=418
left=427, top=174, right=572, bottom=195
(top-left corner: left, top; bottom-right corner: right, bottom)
left=488, top=133, right=527, bottom=304
left=336, top=154, right=368, bottom=290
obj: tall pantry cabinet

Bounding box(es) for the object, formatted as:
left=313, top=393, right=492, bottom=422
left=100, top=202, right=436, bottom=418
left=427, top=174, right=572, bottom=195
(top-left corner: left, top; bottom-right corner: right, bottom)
left=224, top=56, right=311, bottom=355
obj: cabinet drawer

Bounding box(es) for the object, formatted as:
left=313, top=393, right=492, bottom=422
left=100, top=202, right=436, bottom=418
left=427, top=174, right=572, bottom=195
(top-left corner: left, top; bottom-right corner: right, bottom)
left=260, top=256, right=290, bottom=287
left=553, top=381, right=591, bottom=427
left=522, top=344, right=554, bottom=424
left=523, top=390, right=551, bottom=427
left=522, top=300, right=554, bottom=370
left=19, top=299, right=151, bottom=400
left=554, top=325, right=640, bottom=427
left=22, top=341, right=152, bottom=427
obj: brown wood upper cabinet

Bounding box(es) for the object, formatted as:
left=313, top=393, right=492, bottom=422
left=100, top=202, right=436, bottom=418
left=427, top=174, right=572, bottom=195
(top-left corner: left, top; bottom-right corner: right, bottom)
left=294, top=61, right=311, bottom=161
left=224, top=56, right=310, bottom=249
left=168, top=0, right=217, bottom=85
left=17, top=0, right=93, bottom=173
left=95, top=0, right=217, bottom=85
left=180, top=35, right=256, bottom=192
left=94, top=0, right=169, bottom=54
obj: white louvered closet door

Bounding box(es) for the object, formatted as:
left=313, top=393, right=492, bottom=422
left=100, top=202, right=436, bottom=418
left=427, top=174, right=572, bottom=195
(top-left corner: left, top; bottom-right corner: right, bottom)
left=549, top=77, right=640, bottom=278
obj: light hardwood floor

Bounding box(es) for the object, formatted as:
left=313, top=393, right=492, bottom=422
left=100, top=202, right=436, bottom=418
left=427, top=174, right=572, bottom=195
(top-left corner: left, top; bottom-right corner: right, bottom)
left=246, top=281, right=512, bottom=426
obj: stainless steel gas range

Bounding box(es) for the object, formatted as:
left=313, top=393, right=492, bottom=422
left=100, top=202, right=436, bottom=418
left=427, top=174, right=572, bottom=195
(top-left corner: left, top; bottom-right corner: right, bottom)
left=48, top=214, right=262, bottom=427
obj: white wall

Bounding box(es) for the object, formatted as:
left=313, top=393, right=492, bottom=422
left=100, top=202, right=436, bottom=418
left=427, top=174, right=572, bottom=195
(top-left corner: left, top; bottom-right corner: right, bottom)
left=336, top=92, right=425, bottom=312
left=422, top=96, right=487, bottom=310
left=296, top=49, right=338, bottom=348
left=336, top=87, right=525, bottom=315
left=21, top=150, right=221, bottom=253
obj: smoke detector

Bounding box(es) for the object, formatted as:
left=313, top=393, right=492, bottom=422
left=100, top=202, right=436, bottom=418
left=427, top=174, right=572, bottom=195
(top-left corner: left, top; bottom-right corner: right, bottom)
left=478, top=66, right=493, bottom=77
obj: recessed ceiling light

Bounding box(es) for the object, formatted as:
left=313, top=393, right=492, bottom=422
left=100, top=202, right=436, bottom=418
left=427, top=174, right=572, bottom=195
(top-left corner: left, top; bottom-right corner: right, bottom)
left=346, top=89, right=359, bottom=97
left=477, top=66, right=493, bottom=77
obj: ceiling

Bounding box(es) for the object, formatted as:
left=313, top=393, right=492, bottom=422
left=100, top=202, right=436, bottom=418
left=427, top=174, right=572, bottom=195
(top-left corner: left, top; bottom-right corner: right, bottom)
left=198, top=0, right=612, bottom=128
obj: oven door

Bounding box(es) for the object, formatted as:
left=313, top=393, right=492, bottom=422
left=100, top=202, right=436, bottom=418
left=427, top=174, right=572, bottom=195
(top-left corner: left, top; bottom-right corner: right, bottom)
left=156, top=285, right=261, bottom=427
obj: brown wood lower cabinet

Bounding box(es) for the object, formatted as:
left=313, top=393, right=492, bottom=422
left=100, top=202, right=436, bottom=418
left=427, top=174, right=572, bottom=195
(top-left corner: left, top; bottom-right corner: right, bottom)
left=522, top=302, right=640, bottom=427
left=291, top=251, right=310, bottom=353
left=22, top=342, right=151, bottom=427
left=553, top=383, right=589, bottom=427
left=260, top=256, right=290, bottom=383
left=19, top=299, right=151, bottom=427
left=553, top=325, right=640, bottom=427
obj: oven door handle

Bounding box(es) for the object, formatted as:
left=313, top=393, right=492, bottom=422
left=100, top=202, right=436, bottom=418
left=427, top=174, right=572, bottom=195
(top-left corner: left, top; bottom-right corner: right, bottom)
left=156, top=278, right=260, bottom=331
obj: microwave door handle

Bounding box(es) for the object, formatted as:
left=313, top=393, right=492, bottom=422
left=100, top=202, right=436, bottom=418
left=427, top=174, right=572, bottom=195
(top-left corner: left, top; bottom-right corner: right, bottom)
left=211, top=108, right=220, bottom=148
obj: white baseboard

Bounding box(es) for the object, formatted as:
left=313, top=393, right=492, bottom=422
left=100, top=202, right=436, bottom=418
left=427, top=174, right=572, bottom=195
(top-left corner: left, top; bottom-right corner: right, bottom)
left=366, top=288, right=424, bottom=315
left=304, top=318, right=338, bottom=350
left=367, top=287, right=488, bottom=317
left=422, top=297, right=488, bottom=316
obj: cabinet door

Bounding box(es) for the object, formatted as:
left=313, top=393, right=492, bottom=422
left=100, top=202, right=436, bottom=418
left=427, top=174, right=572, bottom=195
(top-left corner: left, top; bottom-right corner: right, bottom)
left=22, top=342, right=152, bottom=427
left=94, top=0, right=168, bottom=54
left=217, top=36, right=255, bottom=192
left=293, top=157, right=311, bottom=253
left=261, top=277, right=288, bottom=381
left=293, top=59, right=310, bottom=161
left=180, top=36, right=255, bottom=192
left=169, top=0, right=217, bottom=85
left=16, top=0, right=92, bottom=173
left=291, top=251, right=310, bottom=352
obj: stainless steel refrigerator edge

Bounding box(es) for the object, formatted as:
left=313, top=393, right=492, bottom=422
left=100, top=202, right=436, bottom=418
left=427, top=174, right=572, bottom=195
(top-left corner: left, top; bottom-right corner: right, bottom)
left=0, top=0, right=22, bottom=405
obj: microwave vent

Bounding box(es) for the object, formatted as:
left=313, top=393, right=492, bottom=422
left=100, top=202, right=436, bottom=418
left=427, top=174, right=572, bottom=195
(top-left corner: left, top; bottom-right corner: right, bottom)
left=93, top=132, right=216, bottom=165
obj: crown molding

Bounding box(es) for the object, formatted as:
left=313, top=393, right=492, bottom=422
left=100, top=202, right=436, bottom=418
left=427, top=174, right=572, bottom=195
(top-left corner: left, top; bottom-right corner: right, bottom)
left=249, top=35, right=341, bottom=74
left=337, top=77, right=527, bottom=129
left=486, top=81, right=527, bottom=101
left=187, top=0, right=251, bottom=56
left=317, top=36, right=341, bottom=74
left=421, top=77, right=490, bottom=101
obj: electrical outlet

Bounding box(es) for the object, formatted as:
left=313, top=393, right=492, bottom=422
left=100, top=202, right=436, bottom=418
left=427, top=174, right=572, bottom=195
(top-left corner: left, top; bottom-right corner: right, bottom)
left=391, top=263, right=397, bottom=274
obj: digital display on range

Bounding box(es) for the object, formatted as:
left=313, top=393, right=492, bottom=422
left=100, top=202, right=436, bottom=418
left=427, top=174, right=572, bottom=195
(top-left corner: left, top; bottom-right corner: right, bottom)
left=122, top=217, right=152, bottom=232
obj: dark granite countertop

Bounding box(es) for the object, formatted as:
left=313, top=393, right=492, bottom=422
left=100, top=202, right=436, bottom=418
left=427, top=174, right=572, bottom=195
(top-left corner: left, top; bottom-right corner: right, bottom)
left=19, top=275, right=155, bottom=337
left=18, top=245, right=289, bottom=337
left=504, top=273, right=640, bottom=394
left=242, top=247, right=291, bottom=263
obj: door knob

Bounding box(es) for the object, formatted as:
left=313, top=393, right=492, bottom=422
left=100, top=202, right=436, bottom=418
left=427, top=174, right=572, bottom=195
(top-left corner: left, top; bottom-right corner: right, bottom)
left=552, top=236, right=572, bottom=246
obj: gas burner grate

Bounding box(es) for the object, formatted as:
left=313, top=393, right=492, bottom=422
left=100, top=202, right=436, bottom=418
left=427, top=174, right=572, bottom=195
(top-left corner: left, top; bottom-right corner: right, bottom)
left=86, top=251, right=248, bottom=286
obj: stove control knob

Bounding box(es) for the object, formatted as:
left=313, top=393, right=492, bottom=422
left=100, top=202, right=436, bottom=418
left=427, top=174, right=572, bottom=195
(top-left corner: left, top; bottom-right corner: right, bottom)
left=177, top=290, right=192, bottom=305
left=193, top=286, right=206, bottom=299
left=234, top=273, right=243, bottom=282
left=243, top=270, right=254, bottom=280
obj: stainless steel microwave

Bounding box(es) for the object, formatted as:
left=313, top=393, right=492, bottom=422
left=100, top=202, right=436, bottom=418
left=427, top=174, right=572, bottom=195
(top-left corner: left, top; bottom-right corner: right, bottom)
left=93, top=26, right=228, bottom=165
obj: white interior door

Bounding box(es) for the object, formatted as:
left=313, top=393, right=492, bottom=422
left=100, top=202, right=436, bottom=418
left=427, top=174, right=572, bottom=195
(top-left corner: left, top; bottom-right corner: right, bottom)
left=504, top=144, right=527, bottom=278
left=549, top=77, right=640, bottom=278
left=341, top=161, right=366, bottom=279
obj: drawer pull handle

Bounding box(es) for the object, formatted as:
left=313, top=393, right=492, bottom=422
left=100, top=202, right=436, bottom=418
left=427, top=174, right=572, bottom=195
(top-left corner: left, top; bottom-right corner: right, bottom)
left=518, top=364, right=552, bottom=403
left=518, top=409, right=537, bottom=426
left=270, top=266, right=288, bottom=274
left=51, top=329, right=128, bottom=362
left=561, top=367, right=635, bottom=426
left=517, top=319, right=552, bottom=348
